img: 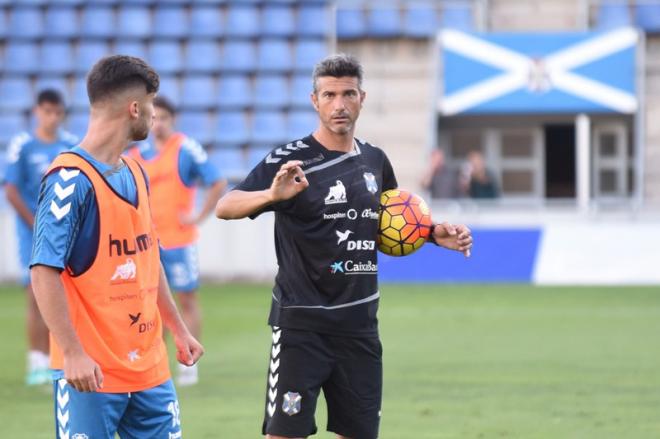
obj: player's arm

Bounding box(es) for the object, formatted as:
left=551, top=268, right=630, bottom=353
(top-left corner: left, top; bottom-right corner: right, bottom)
left=31, top=265, right=103, bottom=392
left=429, top=223, right=473, bottom=257
left=215, top=160, right=308, bottom=220
left=30, top=171, right=103, bottom=392
left=4, top=183, right=34, bottom=227
left=188, top=178, right=227, bottom=224
left=156, top=264, right=204, bottom=366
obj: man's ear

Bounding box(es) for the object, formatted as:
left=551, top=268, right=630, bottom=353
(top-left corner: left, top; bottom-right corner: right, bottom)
left=129, top=101, right=140, bottom=119
left=310, top=92, right=319, bottom=112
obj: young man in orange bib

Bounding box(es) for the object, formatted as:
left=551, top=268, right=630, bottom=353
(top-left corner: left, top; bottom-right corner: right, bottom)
left=30, top=55, right=204, bottom=439
left=129, top=96, right=226, bottom=386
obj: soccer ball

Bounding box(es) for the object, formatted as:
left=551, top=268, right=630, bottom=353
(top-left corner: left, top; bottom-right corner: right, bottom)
left=377, top=189, right=433, bottom=256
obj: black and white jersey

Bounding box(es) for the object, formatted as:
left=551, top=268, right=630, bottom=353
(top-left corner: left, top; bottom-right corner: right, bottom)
left=236, top=135, right=398, bottom=337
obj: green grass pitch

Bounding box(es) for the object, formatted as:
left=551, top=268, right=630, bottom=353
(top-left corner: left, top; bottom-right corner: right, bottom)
left=1, top=283, right=659, bottom=438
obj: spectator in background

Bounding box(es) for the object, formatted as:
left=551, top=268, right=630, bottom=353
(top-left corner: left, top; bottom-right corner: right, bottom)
left=128, top=96, right=226, bottom=386
left=420, top=149, right=458, bottom=199
left=2, top=89, right=77, bottom=386
left=461, top=150, right=499, bottom=199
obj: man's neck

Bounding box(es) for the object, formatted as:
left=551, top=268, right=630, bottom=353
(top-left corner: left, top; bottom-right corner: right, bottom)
left=78, top=117, right=130, bottom=166
left=34, top=126, right=57, bottom=144
left=312, top=127, right=355, bottom=153
left=154, top=131, right=174, bottom=150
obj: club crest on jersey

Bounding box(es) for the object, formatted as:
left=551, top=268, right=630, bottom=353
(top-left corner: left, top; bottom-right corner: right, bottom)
left=363, top=172, right=378, bottom=194
left=324, top=180, right=347, bottom=205
left=282, top=392, right=302, bottom=416
left=110, top=258, right=137, bottom=284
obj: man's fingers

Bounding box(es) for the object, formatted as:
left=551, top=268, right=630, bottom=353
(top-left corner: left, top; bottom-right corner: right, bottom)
left=280, top=160, right=303, bottom=172
left=94, top=365, right=104, bottom=390
left=441, top=221, right=457, bottom=236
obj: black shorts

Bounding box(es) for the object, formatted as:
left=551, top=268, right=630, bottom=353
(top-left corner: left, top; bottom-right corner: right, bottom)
left=261, top=327, right=383, bottom=439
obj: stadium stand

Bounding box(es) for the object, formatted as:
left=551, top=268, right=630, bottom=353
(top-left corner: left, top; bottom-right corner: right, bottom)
left=635, top=2, right=660, bottom=32
left=595, top=1, right=631, bottom=28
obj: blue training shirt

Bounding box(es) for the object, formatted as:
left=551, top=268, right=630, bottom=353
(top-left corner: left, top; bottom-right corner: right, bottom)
left=134, top=135, right=221, bottom=187
left=30, top=146, right=145, bottom=275
left=3, top=130, right=78, bottom=216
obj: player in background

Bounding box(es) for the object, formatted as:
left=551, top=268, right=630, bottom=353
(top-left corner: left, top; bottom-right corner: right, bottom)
left=215, top=54, right=473, bottom=439
left=2, top=89, right=77, bottom=386
left=30, top=55, right=203, bottom=438
left=128, top=96, right=226, bottom=386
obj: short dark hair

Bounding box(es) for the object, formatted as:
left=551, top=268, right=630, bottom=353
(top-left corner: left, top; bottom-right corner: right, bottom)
left=37, top=89, right=64, bottom=107
left=312, top=53, right=364, bottom=93
left=153, top=95, right=176, bottom=116
left=86, top=55, right=159, bottom=104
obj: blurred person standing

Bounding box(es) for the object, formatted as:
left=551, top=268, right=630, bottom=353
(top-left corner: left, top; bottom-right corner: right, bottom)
left=2, top=89, right=77, bottom=386
left=128, top=96, right=226, bottom=386
left=420, top=148, right=458, bottom=199
left=461, top=150, right=499, bottom=199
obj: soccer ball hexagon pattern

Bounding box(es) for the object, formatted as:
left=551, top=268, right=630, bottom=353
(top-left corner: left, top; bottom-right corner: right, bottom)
left=377, top=189, right=432, bottom=256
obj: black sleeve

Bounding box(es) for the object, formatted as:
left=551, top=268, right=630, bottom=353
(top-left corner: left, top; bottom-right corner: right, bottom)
left=382, top=152, right=398, bottom=191
left=234, top=155, right=294, bottom=218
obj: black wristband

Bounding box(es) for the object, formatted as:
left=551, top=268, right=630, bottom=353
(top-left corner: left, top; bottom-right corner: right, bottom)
left=427, top=223, right=438, bottom=245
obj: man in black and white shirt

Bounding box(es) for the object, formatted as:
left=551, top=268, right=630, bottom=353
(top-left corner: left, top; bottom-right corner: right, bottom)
left=216, top=54, right=473, bottom=439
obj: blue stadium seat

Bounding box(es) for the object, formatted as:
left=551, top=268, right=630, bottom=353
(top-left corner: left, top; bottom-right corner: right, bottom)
left=217, top=75, right=253, bottom=109
left=215, top=111, right=249, bottom=146
left=158, top=76, right=180, bottom=106
left=0, top=78, right=33, bottom=112
left=34, top=76, right=70, bottom=102
left=44, top=7, right=79, bottom=39
left=3, top=42, right=39, bottom=74
left=80, top=7, right=115, bottom=38
left=177, top=111, right=214, bottom=145
left=180, top=76, right=216, bottom=109
left=189, top=6, right=223, bottom=38
left=47, top=0, right=83, bottom=5
left=337, top=8, right=367, bottom=39
left=114, top=40, right=147, bottom=59
left=118, top=6, right=152, bottom=39
left=404, top=3, right=439, bottom=37
left=9, top=7, right=44, bottom=39
left=41, top=42, right=74, bottom=75
left=294, top=39, right=326, bottom=72
left=254, top=75, right=289, bottom=109
left=368, top=7, right=401, bottom=37
left=75, top=41, right=111, bottom=74
left=209, top=148, right=246, bottom=180
left=66, top=111, right=89, bottom=139
left=257, top=39, right=292, bottom=72
left=0, top=9, right=6, bottom=40
left=595, top=2, right=631, bottom=29
left=225, top=5, right=260, bottom=38
left=441, top=3, right=473, bottom=30
left=246, top=146, right=272, bottom=169
left=261, top=5, right=295, bottom=37
left=635, top=4, right=660, bottom=32
left=222, top=41, right=257, bottom=73
left=148, top=42, right=183, bottom=74
left=287, top=110, right=317, bottom=139
left=13, top=0, right=47, bottom=5
left=297, top=5, right=329, bottom=38
left=71, top=76, right=89, bottom=109
left=0, top=115, right=27, bottom=146
left=153, top=6, right=188, bottom=38
left=252, top=111, right=286, bottom=145
left=290, top=74, right=312, bottom=108
left=185, top=41, right=221, bottom=73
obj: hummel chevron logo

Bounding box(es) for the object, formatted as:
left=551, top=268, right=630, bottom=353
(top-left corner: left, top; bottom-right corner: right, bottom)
left=54, top=182, right=75, bottom=200
left=265, top=141, right=311, bottom=164
left=271, top=344, right=281, bottom=358
left=268, top=388, right=277, bottom=403
left=272, top=329, right=281, bottom=344
left=57, top=408, right=69, bottom=428
left=268, top=373, right=279, bottom=388
left=50, top=200, right=71, bottom=220
left=267, top=402, right=276, bottom=417
left=58, top=168, right=80, bottom=182
left=270, top=358, right=280, bottom=373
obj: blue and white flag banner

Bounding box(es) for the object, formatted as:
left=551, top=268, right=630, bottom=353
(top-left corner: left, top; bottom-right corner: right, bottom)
left=439, top=28, right=639, bottom=115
